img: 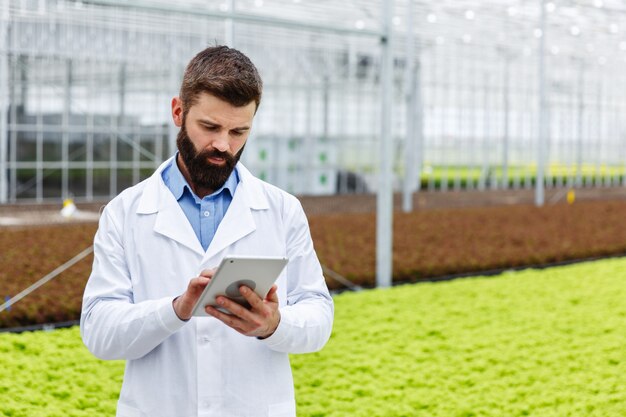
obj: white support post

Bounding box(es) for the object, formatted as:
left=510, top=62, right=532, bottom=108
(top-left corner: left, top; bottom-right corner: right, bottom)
left=0, top=13, right=8, bottom=204
left=402, top=0, right=416, bottom=212
left=576, top=60, right=584, bottom=188
left=407, top=60, right=424, bottom=203
left=482, top=73, right=491, bottom=190
left=168, top=64, right=179, bottom=157
left=502, top=52, right=510, bottom=189
left=62, top=58, right=72, bottom=200
left=376, top=0, right=394, bottom=288
left=414, top=61, right=424, bottom=197
left=304, top=79, right=313, bottom=193
left=225, top=0, right=235, bottom=47
left=109, top=72, right=117, bottom=198
left=536, top=0, right=548, bottom=207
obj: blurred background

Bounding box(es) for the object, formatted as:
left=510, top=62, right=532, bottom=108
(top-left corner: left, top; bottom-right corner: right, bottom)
left=2, top=0, right=626, bottom=205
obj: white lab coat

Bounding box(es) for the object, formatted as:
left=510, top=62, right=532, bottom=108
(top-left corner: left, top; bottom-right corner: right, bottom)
left=80, top=158, right=334, bottom=417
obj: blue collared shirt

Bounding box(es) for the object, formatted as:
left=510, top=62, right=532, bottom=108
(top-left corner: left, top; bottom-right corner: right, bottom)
left=162, top=155, right=239, bottom=252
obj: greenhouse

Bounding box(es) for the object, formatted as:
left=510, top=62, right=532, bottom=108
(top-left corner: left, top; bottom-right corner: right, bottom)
left=2, top=0, right=626, bottom=205
left=1, top=1, right=626, bottom=416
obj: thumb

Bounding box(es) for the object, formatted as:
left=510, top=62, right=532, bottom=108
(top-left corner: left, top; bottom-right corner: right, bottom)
left=265, top=284, right=279, bottom=303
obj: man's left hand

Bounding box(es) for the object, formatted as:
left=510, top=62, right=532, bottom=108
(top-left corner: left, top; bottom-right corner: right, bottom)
left=205, top=285, right=280, bottom=339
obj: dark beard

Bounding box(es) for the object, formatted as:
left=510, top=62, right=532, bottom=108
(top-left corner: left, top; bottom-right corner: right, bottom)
left=176, top=125, right=244, bottom=193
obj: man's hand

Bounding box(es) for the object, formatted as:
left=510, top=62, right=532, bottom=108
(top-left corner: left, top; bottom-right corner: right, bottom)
left=172, top=269, right=215, bottom=321
left=205, top=284, right=280, bottom=339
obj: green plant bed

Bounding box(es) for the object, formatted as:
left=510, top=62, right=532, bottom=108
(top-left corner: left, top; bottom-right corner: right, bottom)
left=419, top=165, right=626, bottom=190
left=1, top=257, right=625, bottom=416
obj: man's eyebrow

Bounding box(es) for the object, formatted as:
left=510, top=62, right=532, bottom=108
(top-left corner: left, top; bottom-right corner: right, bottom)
left=198, top=120, right=250, bottom=131
left=198, top=120, right=221, bottom=127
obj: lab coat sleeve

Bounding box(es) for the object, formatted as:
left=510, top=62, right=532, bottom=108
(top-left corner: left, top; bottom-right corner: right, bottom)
left=260, top=199, right=334, bottom=354
left=80, top=203, right=186, bottom=360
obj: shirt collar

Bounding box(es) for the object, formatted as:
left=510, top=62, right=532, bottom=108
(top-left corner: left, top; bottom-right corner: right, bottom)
left=165, top=153, right=239, bottom=202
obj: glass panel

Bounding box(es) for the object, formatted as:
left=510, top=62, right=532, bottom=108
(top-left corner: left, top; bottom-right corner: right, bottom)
left=16, top=131, right=37, bottom=162
left=117, top=169, right=134, bottom=191
left=69, top=132, right=87, bottom=163
left=140, top=133, right=157, bottom=162
left=68, top=169, right=87, bottom=198
left=42, top=169, right=62, bottom=199
left=116, top=137, right=134, bottom=162
left=15, top=169, right=37, bottom=199
left=92, top=169, right=110, bottom=197
left=93, top=134, right=111, bottom=162
left=42, top=132, right=62, bottom=162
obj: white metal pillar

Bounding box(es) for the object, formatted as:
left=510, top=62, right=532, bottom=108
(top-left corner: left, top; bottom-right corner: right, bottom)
left=501, top=52, right=510, bottom=189
left=118, top=63, right=126, bottom=120
left=481, top=73, right=490, bottom=191
left=376, top=0, right=394, bottom=288
left=62, top=59, right=72, bottom=200
left=402, top=0, right=416, bottom=212
left=304, top=78, right=314, bottom=193
left=225, top=0, right=235, bottom=47
left=536, top=0, right=548, bottom=206
left=403, top=59, right=423, bottom=207
left=576, top=61, right=584, bottom=188
left=0, top=10, right=8, bottom=204
left=168, top=63, right=179, bottom=157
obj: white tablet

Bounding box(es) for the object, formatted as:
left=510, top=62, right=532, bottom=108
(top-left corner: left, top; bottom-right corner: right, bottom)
left=191, top=255, right=288, bottom=317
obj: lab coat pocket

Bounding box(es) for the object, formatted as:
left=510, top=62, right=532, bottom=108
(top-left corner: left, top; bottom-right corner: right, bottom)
left=268, top=400, right=296, bottom=417
left=116, top=402, right=144, bottom=417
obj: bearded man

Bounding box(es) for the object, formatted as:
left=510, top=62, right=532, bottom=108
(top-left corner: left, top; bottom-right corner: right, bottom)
left=80, top=46, right=334, bottom=417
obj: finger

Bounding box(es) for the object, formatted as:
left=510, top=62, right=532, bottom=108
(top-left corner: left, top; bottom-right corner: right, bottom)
left=205, top=305, right=249, bottom=332
left=216, top=295, right=257, bottom=322
left=199, top=268, right=216, bottom=278
left=173, top=276, right=211, bottom=320
left=265, top=284, right=279, bottom=303
left=239, top=286, right=265, bottom=311
left=188, top=276, right=211, bottom=297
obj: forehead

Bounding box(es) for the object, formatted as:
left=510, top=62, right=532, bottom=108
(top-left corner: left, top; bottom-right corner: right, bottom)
left=186, top=93, right=256, bottom=125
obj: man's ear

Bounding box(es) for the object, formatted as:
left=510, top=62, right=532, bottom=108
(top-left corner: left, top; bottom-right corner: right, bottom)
left=171, top=97, right=183, bottom=127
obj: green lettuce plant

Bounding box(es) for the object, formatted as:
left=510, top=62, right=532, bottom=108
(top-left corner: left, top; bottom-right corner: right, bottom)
left=1, top=258, right=625, bottom=416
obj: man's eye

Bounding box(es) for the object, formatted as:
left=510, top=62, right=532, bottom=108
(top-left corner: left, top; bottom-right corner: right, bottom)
left=231, top=131, right=244, bottom=137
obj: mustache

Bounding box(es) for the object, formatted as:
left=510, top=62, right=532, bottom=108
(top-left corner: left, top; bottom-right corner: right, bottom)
left=199, top=148, right=235, bottom=162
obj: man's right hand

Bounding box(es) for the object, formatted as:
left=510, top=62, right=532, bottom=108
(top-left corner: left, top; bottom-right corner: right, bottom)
left=172, top=269, right=215, bottom=321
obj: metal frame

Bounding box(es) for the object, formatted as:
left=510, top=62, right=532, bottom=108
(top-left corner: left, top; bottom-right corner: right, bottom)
left=3, top=0, right=626, bottom=287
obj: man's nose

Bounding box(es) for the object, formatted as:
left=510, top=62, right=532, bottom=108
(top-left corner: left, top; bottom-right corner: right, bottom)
left=212, top=133, right=229, bottom=152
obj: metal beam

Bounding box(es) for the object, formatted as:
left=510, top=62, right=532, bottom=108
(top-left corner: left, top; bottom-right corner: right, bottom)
left=225, top=0, right=236, bottom=47
left=376, top=0, right=394, bottom=288
left=501, top=53, right=510, bottom=189
left=0, top=13, right=7, bottom=204
left=168, top=64, right=179, bottom=158
left=402, top=0, right=416, bottom=213
left=536, top=0, right=548, bottom=207
left=576, top=61, right=584, bottom=188
left=82, top=0, right=382, bottom=38
left=62, top=58, right=72, bottom=200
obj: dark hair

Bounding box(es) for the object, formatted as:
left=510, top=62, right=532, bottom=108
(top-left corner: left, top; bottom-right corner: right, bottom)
left=179, top=46, right=263, bottom=114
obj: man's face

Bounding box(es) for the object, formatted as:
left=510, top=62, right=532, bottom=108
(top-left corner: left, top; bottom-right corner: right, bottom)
left=172, top=93, right=256, bottom=192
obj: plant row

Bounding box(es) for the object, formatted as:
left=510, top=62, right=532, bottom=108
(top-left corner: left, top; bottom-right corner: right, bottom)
left=1, top=258, right=625, bottom=416
left=2, top=199, right=626, bottom=328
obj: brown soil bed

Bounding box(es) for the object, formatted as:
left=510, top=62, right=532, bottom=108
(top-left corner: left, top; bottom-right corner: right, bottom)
left=1, top=197, right=626, bottom=328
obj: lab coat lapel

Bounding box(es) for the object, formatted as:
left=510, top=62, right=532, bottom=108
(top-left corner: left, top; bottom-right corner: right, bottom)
left=154, top=192, right=204, bottom=255
left=203, top=164, right=268, bottom=262
left=137, top=158, right=205, bottom=256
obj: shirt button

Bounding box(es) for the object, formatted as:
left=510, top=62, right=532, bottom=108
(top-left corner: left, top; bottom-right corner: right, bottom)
left=203, top=211, right=210, bottom=217
left=201, top=336, right=210, bottom=343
